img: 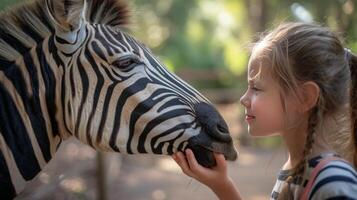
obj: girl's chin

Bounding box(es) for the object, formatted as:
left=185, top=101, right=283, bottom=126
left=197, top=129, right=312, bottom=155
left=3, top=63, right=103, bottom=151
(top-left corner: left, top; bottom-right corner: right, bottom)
left=248, top=129, right=278, bottom=137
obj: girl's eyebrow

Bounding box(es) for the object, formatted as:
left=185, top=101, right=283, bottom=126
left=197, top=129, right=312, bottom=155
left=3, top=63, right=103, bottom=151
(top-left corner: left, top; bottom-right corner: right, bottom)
left=248, top=79, right=262, bottom=85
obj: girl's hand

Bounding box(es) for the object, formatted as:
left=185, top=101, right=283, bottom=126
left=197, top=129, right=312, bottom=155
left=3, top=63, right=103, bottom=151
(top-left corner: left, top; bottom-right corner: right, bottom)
left=172, top=149, right=242, bottom=200
left=172, top=149, right=230, bottom=190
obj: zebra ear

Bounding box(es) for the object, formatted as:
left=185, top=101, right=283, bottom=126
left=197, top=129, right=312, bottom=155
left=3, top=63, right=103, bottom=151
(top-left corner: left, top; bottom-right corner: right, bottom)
left=46, top=0, right=87, bottom=54
left=45, top=0, right=85, bottom=32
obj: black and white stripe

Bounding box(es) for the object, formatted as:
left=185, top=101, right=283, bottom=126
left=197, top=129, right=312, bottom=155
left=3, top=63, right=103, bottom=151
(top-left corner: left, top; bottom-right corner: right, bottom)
left=308, top=160, right=357, bottom=199
left=0, top=0, right=219, bottom=199
left=271, top=154, right=357, bottom=200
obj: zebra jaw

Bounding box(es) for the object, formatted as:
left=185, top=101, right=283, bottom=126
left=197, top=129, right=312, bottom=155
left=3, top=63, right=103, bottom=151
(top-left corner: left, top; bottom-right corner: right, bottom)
left=187, top=132, right=238, bottom=168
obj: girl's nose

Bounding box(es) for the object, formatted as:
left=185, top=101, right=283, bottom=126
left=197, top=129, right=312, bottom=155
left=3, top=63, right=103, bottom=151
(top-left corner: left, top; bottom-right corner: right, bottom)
left=240, top=93, right=250, bottom=107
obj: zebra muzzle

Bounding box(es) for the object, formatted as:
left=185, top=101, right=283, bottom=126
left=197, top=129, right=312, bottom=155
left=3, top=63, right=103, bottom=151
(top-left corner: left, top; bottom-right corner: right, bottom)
left=187, top=133, right=238, bottom=168
left=187, top=102, right=238, bottom=168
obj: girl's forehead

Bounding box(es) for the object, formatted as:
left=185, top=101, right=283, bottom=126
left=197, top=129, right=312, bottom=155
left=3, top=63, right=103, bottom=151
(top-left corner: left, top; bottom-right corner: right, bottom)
left=247, top=55, right=271, bottom=81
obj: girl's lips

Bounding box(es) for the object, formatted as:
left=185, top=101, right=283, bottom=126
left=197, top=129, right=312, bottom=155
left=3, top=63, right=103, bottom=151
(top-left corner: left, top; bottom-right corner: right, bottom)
left=245, top=114, right=255, bottom=122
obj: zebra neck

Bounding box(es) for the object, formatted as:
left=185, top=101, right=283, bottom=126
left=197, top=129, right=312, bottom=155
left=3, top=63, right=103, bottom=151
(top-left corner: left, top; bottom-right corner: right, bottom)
left=0, top=39, right=66, bottom=194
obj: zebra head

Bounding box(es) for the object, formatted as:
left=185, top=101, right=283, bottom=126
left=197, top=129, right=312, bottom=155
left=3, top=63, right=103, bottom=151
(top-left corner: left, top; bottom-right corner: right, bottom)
left=47, top=0, right=237, bottom=167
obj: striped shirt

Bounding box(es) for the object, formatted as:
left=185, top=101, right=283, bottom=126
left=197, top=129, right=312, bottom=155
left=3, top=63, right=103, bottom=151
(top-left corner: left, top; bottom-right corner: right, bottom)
left=271, top=154, right=357, bottom=200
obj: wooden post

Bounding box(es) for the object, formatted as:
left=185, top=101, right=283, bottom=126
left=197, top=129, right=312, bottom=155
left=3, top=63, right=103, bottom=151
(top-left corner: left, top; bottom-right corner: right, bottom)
left=96, top=151, right=107, bottom=200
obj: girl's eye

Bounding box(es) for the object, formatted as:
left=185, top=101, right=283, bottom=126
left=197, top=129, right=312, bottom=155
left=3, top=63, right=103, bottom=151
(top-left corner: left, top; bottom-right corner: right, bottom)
left=250, top=86, right=262, bottom=92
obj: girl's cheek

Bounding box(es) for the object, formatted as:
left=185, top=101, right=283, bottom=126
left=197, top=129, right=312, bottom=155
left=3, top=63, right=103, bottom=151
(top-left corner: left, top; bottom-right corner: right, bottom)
left=250, top=94, right=258, bottom=105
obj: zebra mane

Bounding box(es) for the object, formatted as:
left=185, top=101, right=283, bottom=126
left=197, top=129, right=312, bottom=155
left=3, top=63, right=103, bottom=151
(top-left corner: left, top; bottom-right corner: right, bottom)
left=0, top=0, right=129, bottom=66
left=86, top=0, right=130, bottom=27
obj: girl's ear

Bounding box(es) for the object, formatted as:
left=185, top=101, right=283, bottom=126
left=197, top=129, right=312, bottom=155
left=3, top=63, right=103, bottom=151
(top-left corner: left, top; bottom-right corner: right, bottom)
left=300, top=81, right=320, bottom=112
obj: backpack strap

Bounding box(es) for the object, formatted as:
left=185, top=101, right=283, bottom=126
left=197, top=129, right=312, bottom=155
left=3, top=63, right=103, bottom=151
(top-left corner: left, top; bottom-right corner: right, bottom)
left=300, top=156, right=345, bottom=200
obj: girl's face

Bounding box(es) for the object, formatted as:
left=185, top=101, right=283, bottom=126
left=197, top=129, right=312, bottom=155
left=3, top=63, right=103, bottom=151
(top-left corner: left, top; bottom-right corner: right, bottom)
left=240, top=52, right=299, bottom=137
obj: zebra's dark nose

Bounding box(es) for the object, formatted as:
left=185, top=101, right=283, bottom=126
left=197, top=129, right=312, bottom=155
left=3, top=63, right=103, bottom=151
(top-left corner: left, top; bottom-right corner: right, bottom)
left=195, top=102, right=232, bottom=143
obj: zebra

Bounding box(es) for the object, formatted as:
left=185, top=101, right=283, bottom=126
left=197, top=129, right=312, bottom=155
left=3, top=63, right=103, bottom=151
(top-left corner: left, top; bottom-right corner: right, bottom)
left=0, top=0, right=238, bottom=199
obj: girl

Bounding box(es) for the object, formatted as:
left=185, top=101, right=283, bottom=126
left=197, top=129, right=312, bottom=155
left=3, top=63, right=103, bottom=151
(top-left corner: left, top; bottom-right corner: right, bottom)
left=172, top=22, right=357, bottom=200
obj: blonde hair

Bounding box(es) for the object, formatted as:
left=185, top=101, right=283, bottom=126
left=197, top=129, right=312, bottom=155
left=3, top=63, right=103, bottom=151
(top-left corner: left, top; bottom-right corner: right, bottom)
left=253, top=22, right=357, bottom=199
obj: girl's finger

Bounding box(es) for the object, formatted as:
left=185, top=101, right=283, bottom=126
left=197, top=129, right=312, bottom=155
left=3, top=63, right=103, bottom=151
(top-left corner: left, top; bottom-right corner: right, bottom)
left=173, top=152, right=186, bottom=166
left=185, top=149, right=204, bottom=173
left=174, top=152, right=196, bottom=178
left=213, top=153, right=227, bottom=170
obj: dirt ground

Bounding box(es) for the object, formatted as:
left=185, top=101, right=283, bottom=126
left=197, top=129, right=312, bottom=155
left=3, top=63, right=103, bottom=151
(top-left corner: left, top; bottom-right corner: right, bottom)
left=16, top=138, right=286, bottom=200
left=15, top=103, right=288, bottom=200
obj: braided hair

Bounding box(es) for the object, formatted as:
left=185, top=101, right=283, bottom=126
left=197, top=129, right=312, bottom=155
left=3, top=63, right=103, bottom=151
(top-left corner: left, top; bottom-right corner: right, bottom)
left=253, top=22, right=353, bottom=199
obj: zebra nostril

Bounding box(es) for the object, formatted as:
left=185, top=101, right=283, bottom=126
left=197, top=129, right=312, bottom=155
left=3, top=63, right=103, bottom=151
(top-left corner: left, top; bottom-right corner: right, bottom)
left=195, top=102, right=232, bottom=143
left=217, top=124, right=228, bottom=134
left=213, top=122, right=232, bottom=143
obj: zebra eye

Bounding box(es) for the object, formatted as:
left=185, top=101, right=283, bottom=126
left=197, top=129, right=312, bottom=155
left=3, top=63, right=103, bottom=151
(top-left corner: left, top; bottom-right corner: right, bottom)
left=112, top=56, right=139, bottom=70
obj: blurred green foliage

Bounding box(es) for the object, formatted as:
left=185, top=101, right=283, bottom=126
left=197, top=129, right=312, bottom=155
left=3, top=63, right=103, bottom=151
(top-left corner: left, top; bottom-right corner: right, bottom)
left=130, top=0, right=250, bottom=76
left=0, top=0, right=356, bottom=88
left=0, top=0, right=21, bottom=8
left=129, top=0, right=357, bottom=74
left=1, top=0, right=355, bottom=148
